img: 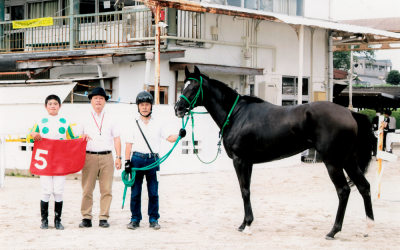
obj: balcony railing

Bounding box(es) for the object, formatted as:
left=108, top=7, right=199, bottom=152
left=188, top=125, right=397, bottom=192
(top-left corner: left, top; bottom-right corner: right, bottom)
left=0, top=8, right=159, bottom=54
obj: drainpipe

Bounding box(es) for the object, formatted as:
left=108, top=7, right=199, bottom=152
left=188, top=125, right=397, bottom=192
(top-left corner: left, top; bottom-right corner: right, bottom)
left=298, top=25, right=304, bottom=105
left=97, top=65, right=105, bottom=89
left=310, top=28, right=314, bottom=102
left=144, top=52, right=154, bottom=90
left=69, top=1, right=79, bottom=51
left=328, top=32, right=334, bottom=102
left=349, top=45, right=354, bottom=109
left=0, top=135, right=5, bottom=188
left=154, top=4, right=161, bottom=105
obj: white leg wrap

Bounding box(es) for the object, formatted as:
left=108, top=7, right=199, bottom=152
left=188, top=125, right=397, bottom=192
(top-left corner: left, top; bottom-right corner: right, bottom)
left=364, top=217, right=375, bottom=237
left=243, top=226, right=252, bottom=235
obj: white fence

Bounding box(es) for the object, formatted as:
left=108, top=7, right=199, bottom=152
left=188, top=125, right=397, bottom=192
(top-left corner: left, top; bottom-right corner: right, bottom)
left=0, top=104, right=300, bottom=178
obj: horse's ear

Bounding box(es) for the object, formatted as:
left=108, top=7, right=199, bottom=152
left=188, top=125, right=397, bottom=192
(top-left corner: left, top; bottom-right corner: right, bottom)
left=185, top=66, right=190, bottom=78
left=194, top=66, right=200, bottom=76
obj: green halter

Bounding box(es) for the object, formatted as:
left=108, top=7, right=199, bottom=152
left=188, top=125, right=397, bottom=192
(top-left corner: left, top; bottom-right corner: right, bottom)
left=179, top=76, right=240, bottom=164
left=179, top=76, right=204, bottom=109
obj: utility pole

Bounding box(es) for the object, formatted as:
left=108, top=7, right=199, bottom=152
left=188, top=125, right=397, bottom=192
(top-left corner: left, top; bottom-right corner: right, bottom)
left=154, top=4, right=161, bottom=105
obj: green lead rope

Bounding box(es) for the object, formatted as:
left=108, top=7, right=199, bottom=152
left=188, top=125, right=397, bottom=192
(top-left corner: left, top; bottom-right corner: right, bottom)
left=121, top=76, right=240, bottom=209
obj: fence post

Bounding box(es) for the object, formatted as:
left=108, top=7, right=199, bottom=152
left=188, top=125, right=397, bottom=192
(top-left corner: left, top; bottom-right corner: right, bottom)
left=69, top=1, right=80, bottom=51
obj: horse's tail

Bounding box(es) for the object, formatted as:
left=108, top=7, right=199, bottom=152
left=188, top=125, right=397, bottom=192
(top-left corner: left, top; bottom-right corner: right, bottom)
left=351, top=112, right=374, bottom=179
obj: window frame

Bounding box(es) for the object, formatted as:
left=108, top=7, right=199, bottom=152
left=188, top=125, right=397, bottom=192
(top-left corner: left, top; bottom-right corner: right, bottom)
left=281, top=75, right=310, bottom=106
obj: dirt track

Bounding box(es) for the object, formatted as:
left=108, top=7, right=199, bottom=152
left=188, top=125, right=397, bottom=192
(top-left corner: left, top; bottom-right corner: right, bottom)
left=0, top=158, right=399, bottom=249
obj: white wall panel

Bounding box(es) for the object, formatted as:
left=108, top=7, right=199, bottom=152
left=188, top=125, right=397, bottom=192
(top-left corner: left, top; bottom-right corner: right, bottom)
left=0, top=104, right=300, bottom=176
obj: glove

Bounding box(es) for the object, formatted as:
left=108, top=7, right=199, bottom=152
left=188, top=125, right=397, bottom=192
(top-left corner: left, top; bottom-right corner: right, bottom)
left=179, top=129, right=186, bottom=138
left=125, top=160, right=132, bottom=174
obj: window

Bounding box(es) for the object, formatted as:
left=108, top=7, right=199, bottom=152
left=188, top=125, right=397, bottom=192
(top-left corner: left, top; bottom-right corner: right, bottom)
left=216, top=0, right=303, bottom=15
left=282, top=76, right=309, bottom=106
left=249, top=84, right=255, bottom=96
left=11, top=5, right=25, bottom=21
left=149, top=86, right=169, bottom=104
left=28, top=1, right=59, bottom=19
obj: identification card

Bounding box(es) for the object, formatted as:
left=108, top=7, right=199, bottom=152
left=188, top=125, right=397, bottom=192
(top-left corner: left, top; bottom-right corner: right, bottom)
left=156, top=171, right=160, bottom=182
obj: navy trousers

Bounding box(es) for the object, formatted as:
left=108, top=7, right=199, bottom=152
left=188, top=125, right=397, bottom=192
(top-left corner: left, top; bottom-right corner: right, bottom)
left=130, top=154, right=160, bottom=222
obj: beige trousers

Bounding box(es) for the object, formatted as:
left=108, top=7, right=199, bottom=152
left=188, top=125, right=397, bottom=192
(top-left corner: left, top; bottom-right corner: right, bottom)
left=81, top=153, right=114, bottom=220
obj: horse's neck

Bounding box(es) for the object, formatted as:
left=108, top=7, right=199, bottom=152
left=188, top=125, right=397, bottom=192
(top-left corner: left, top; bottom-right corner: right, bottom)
left=202, top=80, right=237, bottom=129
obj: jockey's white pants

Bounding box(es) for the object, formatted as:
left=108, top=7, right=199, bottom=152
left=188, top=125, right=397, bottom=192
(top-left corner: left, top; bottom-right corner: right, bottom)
left=386, top=132, right=395, bottom=151
left=40, top=176, right=66, bottom=202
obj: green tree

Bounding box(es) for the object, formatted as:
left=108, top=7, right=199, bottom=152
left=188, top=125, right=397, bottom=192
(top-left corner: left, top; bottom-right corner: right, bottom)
left=387, top=70, right=400, bottom=85
left=333, top=46, right=376, bottom=70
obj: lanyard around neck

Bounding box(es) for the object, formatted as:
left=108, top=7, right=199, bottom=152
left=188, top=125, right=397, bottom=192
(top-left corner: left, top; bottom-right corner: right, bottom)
left=91, top=112, right=105, bottom=135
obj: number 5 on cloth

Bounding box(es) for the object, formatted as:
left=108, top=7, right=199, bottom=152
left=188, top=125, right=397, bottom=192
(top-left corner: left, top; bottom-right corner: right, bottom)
left=30, top=138, right=88, bottom=176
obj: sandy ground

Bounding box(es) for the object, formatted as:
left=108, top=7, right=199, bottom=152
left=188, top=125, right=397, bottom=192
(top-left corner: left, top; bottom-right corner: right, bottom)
left=1, top=155, right=400, bottom=250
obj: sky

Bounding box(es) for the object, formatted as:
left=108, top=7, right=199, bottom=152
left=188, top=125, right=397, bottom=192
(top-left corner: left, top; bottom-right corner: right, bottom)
left=332, top=0, right=400, bottom=71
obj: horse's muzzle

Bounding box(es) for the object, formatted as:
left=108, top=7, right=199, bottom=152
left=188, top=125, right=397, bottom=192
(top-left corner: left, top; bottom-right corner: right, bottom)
left=174, top=102, right=188, bottom=118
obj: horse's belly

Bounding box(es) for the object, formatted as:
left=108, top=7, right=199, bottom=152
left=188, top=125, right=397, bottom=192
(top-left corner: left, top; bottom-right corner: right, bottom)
left=230, top=136, right=311, bottom=164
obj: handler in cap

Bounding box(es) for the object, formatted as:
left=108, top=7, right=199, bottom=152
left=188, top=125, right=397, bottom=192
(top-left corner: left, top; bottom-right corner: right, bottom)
left=125, top=91, right=186, bottom=230
left=75, top=87, right=122, bottom=228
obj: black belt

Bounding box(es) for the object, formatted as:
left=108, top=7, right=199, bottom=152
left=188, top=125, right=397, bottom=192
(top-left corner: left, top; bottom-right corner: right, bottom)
left=132, top=152, right=159, bottom=159
left=86, top=151, right=112, bottom=155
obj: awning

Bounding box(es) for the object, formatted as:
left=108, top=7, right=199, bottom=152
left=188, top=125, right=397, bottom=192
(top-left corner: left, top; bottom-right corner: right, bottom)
left=170, top=62, right=264, bottom=75
left=0, top=81, right=76, bottom=104
left=145, top=0, right=400, bottom=40
left=15, top=50, right=185, bottom=70
left=141, top=0, right=400, bottom=52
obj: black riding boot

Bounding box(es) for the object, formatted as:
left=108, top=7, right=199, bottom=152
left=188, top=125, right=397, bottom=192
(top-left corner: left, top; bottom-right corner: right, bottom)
left=40, top=200, right=49, bottom=229
left=54, top=201, right=64, bottom=230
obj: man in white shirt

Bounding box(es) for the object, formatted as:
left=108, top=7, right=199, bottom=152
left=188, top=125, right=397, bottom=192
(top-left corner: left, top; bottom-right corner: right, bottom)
left=75, top=87, right=122, bottom=228
left=125, top=91, right=186, bottom=230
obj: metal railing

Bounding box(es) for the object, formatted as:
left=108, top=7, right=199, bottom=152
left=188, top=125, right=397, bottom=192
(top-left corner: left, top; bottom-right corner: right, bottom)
left=0, top=9, right=157, bottom=54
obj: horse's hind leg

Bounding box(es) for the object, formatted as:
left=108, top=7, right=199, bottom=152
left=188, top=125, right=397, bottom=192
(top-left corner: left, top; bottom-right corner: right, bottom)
left=324, top=162, right=351, bottom=240
left=344, top=160, right=375, bottom=237
left=233, top=156, right=254, bottom=235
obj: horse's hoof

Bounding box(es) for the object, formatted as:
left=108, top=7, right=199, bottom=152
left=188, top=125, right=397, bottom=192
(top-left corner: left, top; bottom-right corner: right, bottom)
left=325, top=235, right=334, bottom=240
left=243, top=226, right=252, bottom=235
left=364, top=217, right=375, bottom=237
left=238, top=228, right=244, bottom=232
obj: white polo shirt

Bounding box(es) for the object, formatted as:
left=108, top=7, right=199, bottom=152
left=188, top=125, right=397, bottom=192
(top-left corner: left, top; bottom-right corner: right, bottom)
left=126, top=115, right=171, bottom=154
left=74, top=108, right=121, bottom=152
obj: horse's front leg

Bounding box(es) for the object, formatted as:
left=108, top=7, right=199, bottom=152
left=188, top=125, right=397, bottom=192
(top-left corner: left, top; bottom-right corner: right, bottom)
left=233, top=156, right=254, bottom=235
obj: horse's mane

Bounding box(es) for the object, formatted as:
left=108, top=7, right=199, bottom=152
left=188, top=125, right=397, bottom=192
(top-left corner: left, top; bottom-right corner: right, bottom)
left=199, top=74, right=265, bottom=104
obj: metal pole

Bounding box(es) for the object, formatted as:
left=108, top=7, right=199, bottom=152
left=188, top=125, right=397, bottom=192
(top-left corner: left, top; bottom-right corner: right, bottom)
left=349, top=45, right=354, bottom=109
left=0, top=135, right=6, bottom=188
left=69, top=1, right=79, bottom=51
left=154, top=4, right=161, bottom=105
left=297, top=25, right=304, bottom=105
left=376, top=116, right=384, bottom=199
left=328, top=32, right=334, bottom=102
left=144, top=52, right=154, bottom=91
left=0, top=0, right=4, bottom=51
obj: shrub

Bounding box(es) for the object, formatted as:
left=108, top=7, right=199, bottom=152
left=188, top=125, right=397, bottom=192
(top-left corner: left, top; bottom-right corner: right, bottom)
left=359, top=109, right=376, bottom=123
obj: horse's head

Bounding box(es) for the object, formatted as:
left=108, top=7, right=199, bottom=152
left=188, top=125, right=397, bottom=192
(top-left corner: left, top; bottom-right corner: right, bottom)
left=175, top=66, right=204, bottom=118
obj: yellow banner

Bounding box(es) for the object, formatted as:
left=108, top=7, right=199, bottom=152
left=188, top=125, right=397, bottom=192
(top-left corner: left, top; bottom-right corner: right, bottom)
left=12, top=17, right=54, bottom=29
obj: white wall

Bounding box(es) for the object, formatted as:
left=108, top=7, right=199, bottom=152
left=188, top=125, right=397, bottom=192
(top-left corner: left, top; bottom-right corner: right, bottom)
left=0, top=104, right=300, bottom=177
left=304, top=0, right=331, bottom=20
left=171, top=13, right=328, bottom=104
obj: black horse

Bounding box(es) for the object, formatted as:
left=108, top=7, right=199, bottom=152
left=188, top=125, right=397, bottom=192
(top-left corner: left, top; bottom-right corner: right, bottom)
left=175, top=66, right=375, bottom=240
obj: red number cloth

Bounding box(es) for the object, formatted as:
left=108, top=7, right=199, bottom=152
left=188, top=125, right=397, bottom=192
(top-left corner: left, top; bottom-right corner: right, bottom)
left=30, top=138, right=87, bottom=176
